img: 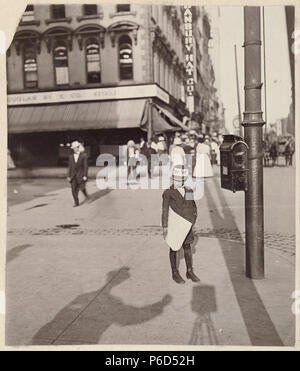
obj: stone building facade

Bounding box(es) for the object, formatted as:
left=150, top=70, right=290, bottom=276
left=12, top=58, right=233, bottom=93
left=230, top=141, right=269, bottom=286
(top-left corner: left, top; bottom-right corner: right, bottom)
left=7, top=4, right=220, bottom=166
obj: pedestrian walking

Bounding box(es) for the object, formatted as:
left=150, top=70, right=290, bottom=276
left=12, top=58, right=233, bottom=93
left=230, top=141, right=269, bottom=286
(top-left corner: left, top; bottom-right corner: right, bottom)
left=269, top=142, right=277, bottom=167
left=289, top=138, right=295, bottom=166
left=157, top=135, right=167, bottom=154
left=285, top=138, right=295, bottom=166
left=162, top=165, right=200, bottom=284
left=67, top=140, right=89, bottom=207
left=139, top=137, right=148, bottom=157
left=127, top=140, right=137, bottom=180
left=138, top=137, right=150, bottom=176
left=173, top=132, right=182, bottom=146
left=194, top=137, right=214, bottom=178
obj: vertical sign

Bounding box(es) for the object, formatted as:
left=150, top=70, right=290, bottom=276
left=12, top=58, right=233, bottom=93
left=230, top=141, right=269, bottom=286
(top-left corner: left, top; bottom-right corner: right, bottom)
left=183, top=5, right=194, bottom=112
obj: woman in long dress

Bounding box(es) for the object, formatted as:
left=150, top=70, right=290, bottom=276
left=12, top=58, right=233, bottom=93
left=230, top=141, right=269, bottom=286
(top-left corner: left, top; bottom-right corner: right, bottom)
left=193, top=138, right=214, bottom=178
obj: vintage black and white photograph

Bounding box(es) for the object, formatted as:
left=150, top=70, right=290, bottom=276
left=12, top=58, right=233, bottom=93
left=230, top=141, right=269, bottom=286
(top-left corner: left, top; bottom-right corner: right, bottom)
left=1, top=1, right=299, bottom=348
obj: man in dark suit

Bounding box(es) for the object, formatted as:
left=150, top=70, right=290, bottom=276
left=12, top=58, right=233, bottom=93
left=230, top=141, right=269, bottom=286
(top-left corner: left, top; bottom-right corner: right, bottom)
left=67, top=141, right=89, bottom=207
left=162, top=165, right=200, bottom=284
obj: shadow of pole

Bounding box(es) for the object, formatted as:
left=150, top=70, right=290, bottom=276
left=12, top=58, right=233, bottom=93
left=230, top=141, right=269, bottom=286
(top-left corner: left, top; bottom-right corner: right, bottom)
left=204, top=178, right=283, bottom=346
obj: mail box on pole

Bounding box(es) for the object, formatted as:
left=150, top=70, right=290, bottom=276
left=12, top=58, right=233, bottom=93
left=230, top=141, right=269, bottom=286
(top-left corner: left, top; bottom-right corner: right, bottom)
left=220, top=135, right=249, bottom=192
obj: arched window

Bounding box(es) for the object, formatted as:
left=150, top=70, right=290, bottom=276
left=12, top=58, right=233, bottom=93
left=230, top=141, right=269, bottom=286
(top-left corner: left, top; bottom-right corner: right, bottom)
left=119, top=35, right=133, bottom=80
left=23, top=43, right=38, bottom=89
left=86, top=38, right=101, bottom=84
left=53, top=40, right=69, bottom=86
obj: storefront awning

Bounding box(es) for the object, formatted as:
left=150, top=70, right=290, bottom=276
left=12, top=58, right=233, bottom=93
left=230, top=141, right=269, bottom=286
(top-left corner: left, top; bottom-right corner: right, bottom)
left=154, top=104, right=189, bottom=132
left=8, top=99, right=147, bottom=134
left=140, top=102, right=177, bottom=134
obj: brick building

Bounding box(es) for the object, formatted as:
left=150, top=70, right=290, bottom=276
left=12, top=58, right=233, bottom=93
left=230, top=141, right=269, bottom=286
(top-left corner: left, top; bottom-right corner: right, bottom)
left=7, top=4, right=219, bottom=166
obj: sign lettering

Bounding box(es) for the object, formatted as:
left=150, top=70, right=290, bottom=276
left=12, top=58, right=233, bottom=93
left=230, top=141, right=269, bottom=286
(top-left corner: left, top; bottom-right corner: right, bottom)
left=183, top=6, right=195, bottom=97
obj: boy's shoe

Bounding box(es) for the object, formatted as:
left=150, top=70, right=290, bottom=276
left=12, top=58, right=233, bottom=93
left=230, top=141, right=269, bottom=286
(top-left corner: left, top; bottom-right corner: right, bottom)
left=186, top=270, right=200, bottom=282
left=172, top=270, right=185, bottom=284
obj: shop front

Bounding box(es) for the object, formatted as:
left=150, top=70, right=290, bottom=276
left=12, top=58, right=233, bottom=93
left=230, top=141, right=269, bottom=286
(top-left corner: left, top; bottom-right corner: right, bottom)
left=7, top=84, right=186, bottom=167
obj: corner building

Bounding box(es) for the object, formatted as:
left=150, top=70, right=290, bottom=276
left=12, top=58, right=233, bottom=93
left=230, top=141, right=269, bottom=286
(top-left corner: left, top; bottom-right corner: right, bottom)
left=7, top=4, right=216, bottom=166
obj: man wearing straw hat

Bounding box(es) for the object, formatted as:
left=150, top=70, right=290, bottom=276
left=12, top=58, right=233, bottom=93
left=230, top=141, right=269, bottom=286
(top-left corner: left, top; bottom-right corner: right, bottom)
left=162, top=165, right=200, bottom=284
left=67, top=140, right=89, bottom=207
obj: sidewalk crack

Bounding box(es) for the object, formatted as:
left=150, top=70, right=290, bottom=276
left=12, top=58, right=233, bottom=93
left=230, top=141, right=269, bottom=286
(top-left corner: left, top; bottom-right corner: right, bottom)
left=50, top=267, right=126, bottom=344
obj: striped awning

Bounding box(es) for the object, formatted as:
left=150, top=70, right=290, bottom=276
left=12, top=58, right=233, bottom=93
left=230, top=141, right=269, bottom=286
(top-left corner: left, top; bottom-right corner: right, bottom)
left=8, top=99, right=147, bottom=133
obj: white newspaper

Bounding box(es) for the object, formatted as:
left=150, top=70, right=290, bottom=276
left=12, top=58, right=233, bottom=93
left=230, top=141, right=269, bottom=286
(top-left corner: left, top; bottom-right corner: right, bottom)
left=165, top=207, right=192, bottom=251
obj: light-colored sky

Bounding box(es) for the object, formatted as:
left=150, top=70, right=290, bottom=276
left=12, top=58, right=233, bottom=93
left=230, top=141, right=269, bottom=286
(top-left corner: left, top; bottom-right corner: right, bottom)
left=206, top=6, right=292, bottom=134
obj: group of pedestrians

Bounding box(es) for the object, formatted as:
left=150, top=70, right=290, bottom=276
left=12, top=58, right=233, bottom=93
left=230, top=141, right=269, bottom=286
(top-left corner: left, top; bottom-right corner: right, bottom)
left=125, top=131, right=222, bottom=180
left=169, top=131, right=221, bottom=178
left=264, top=136, right=295, bottom=167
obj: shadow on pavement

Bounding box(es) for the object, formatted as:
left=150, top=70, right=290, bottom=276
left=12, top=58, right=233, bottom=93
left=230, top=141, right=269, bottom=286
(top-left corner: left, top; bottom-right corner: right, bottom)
left=189, top=284, right=219, bottom=345
left=25, top=203, right=48, bottom=211
left=31, top=266, right=172, bottom=345
left=86, top=188, right=112, bottom=204
left=204, top=178, right=284, bottom=346
left=6, top=244, right=32, bottom=263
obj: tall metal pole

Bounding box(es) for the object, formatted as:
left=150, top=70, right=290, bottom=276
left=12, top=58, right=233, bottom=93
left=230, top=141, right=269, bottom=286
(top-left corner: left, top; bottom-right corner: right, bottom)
left=242, top=7, right=265, bottom=279
left=262, top=7, right=268, bottom=137
left=234, top=44, right=243, bottom=137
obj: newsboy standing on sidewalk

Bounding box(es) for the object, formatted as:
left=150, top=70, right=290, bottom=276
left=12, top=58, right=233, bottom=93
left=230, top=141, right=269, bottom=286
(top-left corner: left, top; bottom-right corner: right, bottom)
left=67, top=141, right=89, bottom=207
left=162, top=165, right=200, bottom=284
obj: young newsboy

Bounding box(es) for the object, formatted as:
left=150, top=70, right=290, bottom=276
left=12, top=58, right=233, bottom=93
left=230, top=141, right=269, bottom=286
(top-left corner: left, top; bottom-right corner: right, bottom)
left=162, top=165, right=200, bottom=284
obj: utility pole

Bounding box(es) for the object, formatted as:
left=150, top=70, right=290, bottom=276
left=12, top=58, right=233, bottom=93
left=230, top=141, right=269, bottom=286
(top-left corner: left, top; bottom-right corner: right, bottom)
left=262, top=7, right=268, bottom=137
left=234, top=44, right=243, bottom=137
left=242, top=7, right=265, bottom=279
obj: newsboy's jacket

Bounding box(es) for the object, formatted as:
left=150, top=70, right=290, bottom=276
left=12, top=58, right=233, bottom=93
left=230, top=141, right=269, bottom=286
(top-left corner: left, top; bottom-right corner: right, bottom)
left=68, top=152, right=88, bottom=183
left=161, top=186, right=197, bottom=228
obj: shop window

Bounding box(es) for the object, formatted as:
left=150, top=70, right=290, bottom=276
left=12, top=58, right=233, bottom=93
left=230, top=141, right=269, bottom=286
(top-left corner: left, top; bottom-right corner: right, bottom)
left=116, top=4, right=130, bottom=12
left=51, top=5, right=66, bottom=19
left=83, top=4, right=98, bottom=16
left=23, top=43, right=38, bottom=88
left=119, top=35, right=133, bottom=80
left=53, top=40, right=69, bottom=85
left=86, top=38, right=101, bottom=83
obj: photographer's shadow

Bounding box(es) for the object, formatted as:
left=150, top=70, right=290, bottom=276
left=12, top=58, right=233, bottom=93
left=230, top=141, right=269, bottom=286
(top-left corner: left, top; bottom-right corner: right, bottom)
left=189, top=284, right=219, bottom=345
left=31, top=267, right=172, bottom=345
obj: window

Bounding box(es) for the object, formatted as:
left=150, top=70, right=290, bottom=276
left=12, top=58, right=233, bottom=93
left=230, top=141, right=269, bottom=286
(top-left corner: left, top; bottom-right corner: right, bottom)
left=23, top=43, right=38, bottom=88
left=51, top=5, right=66, bottom=19
left=22, top=4, right=35, bottom=22
left=116, top=4, right=130, bottom=12
left=53, top=40, right=69, bottom=85
left=25, top=4, right=34, bottom=11
left=83, top=4, right=98, bottom=16
left=86, top=38, right=101, bottom=83
left=119, top=35, right=133, bottom=80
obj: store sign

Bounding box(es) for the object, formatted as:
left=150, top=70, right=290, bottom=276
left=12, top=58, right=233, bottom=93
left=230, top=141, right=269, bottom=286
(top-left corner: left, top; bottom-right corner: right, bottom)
left=7, top=84, right=170, bottom=106
left=183, top=5, right=194, bottom=97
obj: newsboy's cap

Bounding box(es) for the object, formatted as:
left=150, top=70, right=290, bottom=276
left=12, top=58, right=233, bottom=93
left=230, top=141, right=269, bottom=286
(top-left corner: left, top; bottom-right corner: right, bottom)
left=172, top=165, right=188, bottom=181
